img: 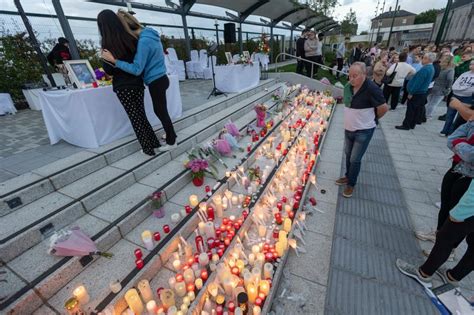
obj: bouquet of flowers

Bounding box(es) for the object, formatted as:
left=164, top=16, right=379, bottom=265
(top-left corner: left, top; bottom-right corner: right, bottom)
left=254, top=103, right=268, bottom=127
left=256, top=34, right=270, bottom=55
left=184, top=153, right=218, bottom=186
left=94, top=68, right=112, bottom=85
left=150, top=191, right=165, bottom=218
left=235, top=54, right=253, bottom=65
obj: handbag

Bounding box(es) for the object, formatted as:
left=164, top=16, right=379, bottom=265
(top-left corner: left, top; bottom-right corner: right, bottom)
left=382, top=63, right=398, bottom=85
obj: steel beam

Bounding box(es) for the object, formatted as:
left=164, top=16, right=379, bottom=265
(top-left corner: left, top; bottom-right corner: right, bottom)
left=51, top=0, right=80, bottom=59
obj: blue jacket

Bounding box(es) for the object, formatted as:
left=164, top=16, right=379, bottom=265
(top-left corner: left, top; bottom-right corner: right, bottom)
left=450, top=181, right=474, bottom=221
left=116, top=28, right=166, bottom=85
left=407, top=63, right=434, bottom=95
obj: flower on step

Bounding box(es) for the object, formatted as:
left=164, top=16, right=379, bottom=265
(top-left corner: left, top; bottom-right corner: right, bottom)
left=150, top=191, right=163, bottom=208
left=185, top=158, right=214, bottom=179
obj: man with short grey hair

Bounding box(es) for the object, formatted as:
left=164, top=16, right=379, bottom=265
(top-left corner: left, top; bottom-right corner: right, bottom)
left=396, top=53, right=435, bottom=130
left=336, top=62, right=389, bottom=197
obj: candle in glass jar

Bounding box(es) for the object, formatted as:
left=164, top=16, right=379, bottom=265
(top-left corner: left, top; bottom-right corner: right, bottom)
left=259, top=280, right=270, bottom=296
left=146, top=300, right=158, bottom=314
left=253, top=306, right=262, bottom=315
left=109, top=280, right=122, bottom=294
left=204, top=221, right=215, bottom=239
left=189, top=195, right=199, bottom=207
left=188, top=290, right=196, bottom=301
left=198, top=252, right=209, bottom=266
left=135, top=258, right=144, bottom=269
left=125, top=289, right=144, bottom=315
left=207, top=206, right=215, bottom=221
left=138, top=279, right=154, bottom=303
left=141, top=230, right=154, bottom=251
left=283, top=218, right=292, bottom=232
left=247, top=283, right=257, bottom=304
left=175, top=281, right=186, bottom=297
left=73, top=285, right=90, bottom=305
left=183, top=268, right=195, bottom=284
left=171, top=213, right=180, bottom=223
left=263, top=263, right=273, bottom=279
left=195, top=278, right=203, bottom=290
left=160, top=289, right=175, bottom=309
left=134, top=248, right=143, bottom=259
left=163, top=225, right=170, bottom=234
left=258, top=225, right=267, bottom=238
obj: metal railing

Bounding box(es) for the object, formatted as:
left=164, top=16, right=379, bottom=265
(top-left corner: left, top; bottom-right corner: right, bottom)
left=274, top=52, right=348, bottom=79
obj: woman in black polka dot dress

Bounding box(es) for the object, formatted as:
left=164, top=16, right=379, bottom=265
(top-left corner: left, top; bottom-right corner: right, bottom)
left=98, top=10, right=160, bottom=156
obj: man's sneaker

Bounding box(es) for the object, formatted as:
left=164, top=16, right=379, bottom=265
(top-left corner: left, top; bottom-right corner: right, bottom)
left=343, top=186, right=354, bottom=198
left=436, top=268, right=459, bottom=287
left=335, top=177, right=349, bottom=186
left=415, top=230, right=436, bottom=242
left=396, top=258, right=432, bottom=288
left=422, top=248, right=455, bottom=262
left=439, top=133, right=447, bottom=137
left=158, top=143, right=178, bottom=152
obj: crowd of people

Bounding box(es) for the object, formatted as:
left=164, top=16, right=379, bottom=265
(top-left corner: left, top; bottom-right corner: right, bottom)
left=329, top=36, right=474, bottom=292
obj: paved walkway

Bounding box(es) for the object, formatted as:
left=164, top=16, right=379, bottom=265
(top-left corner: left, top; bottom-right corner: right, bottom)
left=272, top=102, right=473, bottom=314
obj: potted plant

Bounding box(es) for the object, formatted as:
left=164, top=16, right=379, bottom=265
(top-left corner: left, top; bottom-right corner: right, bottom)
left=150, top=191, right=165, bottom=218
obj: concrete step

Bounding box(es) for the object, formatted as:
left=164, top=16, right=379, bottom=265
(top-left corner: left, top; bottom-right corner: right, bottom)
left=1, top=84, right=292, bottom=314
left=0, top=79, right=278, bottom=216
left=0, top=81, right=284, bottom=263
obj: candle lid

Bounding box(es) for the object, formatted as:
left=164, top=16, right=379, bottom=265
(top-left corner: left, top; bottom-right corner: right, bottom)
left=237, top=292, right=248, bottom=304
left=64, top=297, right=79, bottom=310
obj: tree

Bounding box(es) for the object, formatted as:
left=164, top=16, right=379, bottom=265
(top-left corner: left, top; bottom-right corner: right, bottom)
left=415, top=9, right=440, bottom=24
left=306, top=0, right=339, bottom=16
left=360, top=31, right=368, bottom=35
left=340, top=8, right=358, bottom=36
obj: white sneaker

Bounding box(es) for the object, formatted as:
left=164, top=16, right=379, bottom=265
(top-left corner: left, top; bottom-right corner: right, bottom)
left=439, top=133, right=447, bottom=137
left=415, top=230, right=436, bottom=242
left=158, top=143, right=178, bottom=152
left=434, top=202, right=441, bottom=209
left=422, top=248, right=455, bottom=261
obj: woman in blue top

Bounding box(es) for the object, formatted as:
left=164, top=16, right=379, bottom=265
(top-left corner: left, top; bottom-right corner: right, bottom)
left=101, top=10, right=177, bottom=152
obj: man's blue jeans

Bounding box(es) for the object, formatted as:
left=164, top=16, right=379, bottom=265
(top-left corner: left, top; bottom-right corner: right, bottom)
left=344, top=128, right=375, bottom=187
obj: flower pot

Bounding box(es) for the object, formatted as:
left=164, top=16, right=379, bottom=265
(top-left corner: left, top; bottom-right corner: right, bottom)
left=192, top=176, right=204, bottom=187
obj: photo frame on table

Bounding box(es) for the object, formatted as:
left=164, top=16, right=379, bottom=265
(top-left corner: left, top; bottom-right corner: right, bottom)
left=225, top=52, right=233, bottom=64
left=63, top=60, right=98, bottom=89
left=243, top=51, right=250, bottom=59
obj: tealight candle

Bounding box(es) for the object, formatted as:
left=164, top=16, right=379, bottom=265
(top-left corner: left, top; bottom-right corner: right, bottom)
left=188, top=291, right=196, bottom=301
left=125, top=289, right=143, bottom=315
left=163, top=225, right=170, bottom=234
left=175, top=281, right=186, bottom=297
left=181, top=304, right=189, bottom=313
left=73, top=285, right=90, bottom=305
left=146, top=300, right=158, bottom=314
left=259, top=280, right=270, bottom=296
left=153, top=232, right=161, bottom=242
left=253, top=306, right=262, bottom=315
left=134, top=248, right=143, bottom=259
left=198, top=252, right=209, bottom=266
left=109, top=280, right=122, bottom=294
left=172, top=258, right=181, bottom=271
left=183, top=269, right=195, bottom=284
left=231, top=196, right=239, bottom=205
left=186, top=283, right=195, bottom=292
left=135, top=259, right=144, bottom=269
left=263, top=263, right=273, bottom=279
left=171, top=213, right=180, bottom=223
left=182, top=296, right=191, bottom=306
left=195, top=278, right=203, bottom=290
left=189, top=195, right=199, bottom=207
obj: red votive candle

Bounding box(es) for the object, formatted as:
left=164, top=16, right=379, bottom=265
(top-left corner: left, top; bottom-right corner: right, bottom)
left=216, top=305, right=224, bottom=315
left=233, top=222, right=240, bottom=230
left=217, top=248, right=224, bottom=257
left=176, top=273, right=184, bottom=282
left=134, top=248, right=143, bottom=259
left=274, top=213, right=282, bottom=224
left=242, top=210, right=249, bottom=219
left=185, top=205, right=192, bottom=214
left=224, top=237, right=231, bottom=247
left=223, top=218, right=229, bottom=226
left=207, top=206, right=215, bottom=221
left=201, top=269, right=209, bottom=281
left=255, top=297, right=263, bottom=307
left=263, top=243, right=270, bottom=251
left=273, top=228, right=279, bottom=239
left=135, top=258, right=144, bottom=269
left=231, top=267, right=240, bottom=276
left=207, top=237, right=215, bottom=250
left=258, top=292, right=266, bottom=300
left=187, top=283, right=195, bottom=292
left=277, top=202, right=283, bottom=211
left=265, top=252, right=274, bottom=262
left=228, top=301, right=236, bottom=312
left=293, top=201, right=300, bottom=210
left=288, top=211, right=295, bottom=219
left=153, top=232, right=161, bottom=242
left=215, top=229, right=222, bottom=239
left=281, top=196, right=287, bottom=203
left=163, top=225, right=170, bottom=234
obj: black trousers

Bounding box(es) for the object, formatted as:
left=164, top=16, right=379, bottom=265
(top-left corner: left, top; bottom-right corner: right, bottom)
left=420, top=216, right=474, bottom=281
left=402, top=93, right=427, bottom=129
left=400, top=79, right=409, bottom=104
left=336, top=58, right=343, bottom=78
left=438, top=166, right=472, bottom=230
left=296, top=58, right=305, bottom=75
left=383, top=85, right=402, bottom=110
left=116, top=88, right=160, bottom=155
left=305, top=56, right=317, bottom=77
left=148, top=75, right=177, bottom=145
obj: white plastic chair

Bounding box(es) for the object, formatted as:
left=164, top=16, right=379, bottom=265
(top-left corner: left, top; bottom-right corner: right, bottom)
left=193, top=49, right=208, bottom=79
left=167, top=47, right=186, bottom=81
left=203, top=55, right=217, bottom=80
left=185, top=50, right=200, bottom=79
left=232, top=54, right=240, bottom=63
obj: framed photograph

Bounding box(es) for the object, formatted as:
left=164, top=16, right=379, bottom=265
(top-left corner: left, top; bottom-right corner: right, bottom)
left=63, top=60, right=98, bottom=89
left=243, top=51, right=250, bottom=59
left=225, top=52, right=233, bottom=64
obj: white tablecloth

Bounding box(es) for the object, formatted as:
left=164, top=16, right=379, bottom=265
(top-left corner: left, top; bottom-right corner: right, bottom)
left=214, top=64, right=260, bottom=93
left=22, top=88, right=43, bottom=110
left=38, top=75, right=182, bottom=148
left=0, top=93, right=16, bottom=115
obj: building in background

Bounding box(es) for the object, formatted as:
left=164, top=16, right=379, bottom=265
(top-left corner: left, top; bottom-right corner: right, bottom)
left=430, top=0, right=473, bottom=44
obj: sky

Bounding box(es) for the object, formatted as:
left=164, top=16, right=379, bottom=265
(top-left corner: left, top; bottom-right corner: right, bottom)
left=0, top=0, right=448, bottom=41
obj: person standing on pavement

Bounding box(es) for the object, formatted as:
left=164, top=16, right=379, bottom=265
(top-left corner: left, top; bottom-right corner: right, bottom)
left=396, top=180, right=474, bottom=289
left=336, top=37, right=349, bottom=79
left=425, top=55, right=455, bottom=119
left=336, top=62, right=389, bottom=198
left=304, top=31, right=319, bottom=77
left=314, top=32, right=324, bottom=72
left=296, top=29, right=308, bottom=75
left=383, top=52, right=416, bottom=110
left=395, top=52, right=436, bottom=130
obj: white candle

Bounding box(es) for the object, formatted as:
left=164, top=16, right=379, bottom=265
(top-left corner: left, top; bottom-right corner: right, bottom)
left=109, top=280, right=122, bottom=294
left=252, top=245, right=260, bottom=255
left=138, top=279, right=154, bottom=303
left=222, top=276, right=234, bottom=296
left=188, top=290, right=196, bottom=301
left=189, top=195, right=199, bottom=207
left=182, top=296, right=191, bottom=306
left=263, top=263, right=273, bottom=279
left=252, top=267, right=261, bottom=286
left=258, top=225, right=267, bottom=238
left=142, top=230, right=153, bottom=251
left=168, top=277, right=176, bottom=289
left=183, top=268, right=195, bottom=284
left=213, top=195, right=223, bottom=218
left=180, top=304, right=189, bottom=313
left=195, top=278, right=203, bottom=290
left=73, top=285, right=90, bottom=305
left=125, top=289, right=144, bottom=315
left=248, top=253, right=255, bottom=266
left=146, top=300, right=158, bottom=314
left=222, top=196, right=228, bottom=210
left=259, top=280, right=270, bottom=296
left=204, top=221, right=215, bottom=238
left=198, top=252, right=209, bottom=266
left=180, top=208, right=187, bottom=218
left=232, top=196, right=239, bottom=205
left=171, top=213, right=180, bottom=223
left=175, top=281, right=186, bottom=297
left=198, top=222, right=206, bottom=235
left=238, top=194, right=244, bottom=204
left=253, top=306, right=262, bottom=315
left=172, top=259, right=181, bottom=272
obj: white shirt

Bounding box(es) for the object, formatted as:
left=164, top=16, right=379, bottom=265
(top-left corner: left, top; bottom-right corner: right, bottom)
left=344, top=108, right=377, bottom=131
left=315, top=41, right=323, bottom=56
left=386, top=62, right=416, bottom=87
left=452, top=71, right=474, bottom=97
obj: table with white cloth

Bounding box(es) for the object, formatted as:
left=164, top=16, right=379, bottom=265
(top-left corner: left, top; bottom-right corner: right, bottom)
left=0, top=93, right=17, bottom=115
left=214, top=64, right=260, bottom=93
left=38, top=75, right=182, bottom=148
